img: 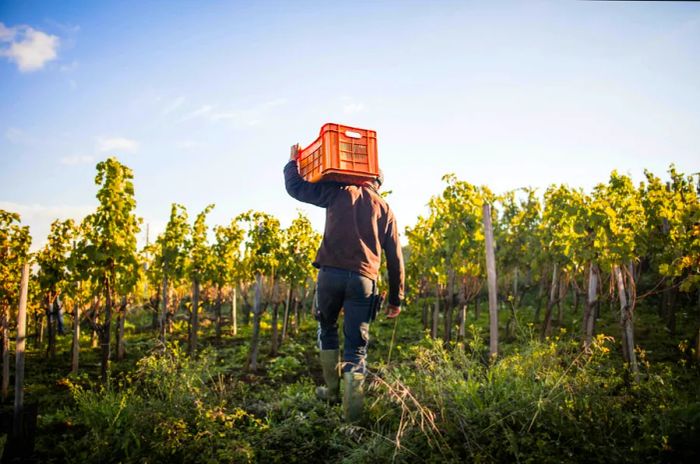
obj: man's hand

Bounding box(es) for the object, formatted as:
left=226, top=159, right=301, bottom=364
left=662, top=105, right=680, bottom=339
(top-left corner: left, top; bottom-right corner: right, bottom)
left=385, top=304, right=401, bottom=319
left=290, top=143, right=301, bottom=161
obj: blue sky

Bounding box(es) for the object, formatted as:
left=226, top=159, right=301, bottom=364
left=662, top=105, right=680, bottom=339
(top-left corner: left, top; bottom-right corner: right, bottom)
left=1, top=0, right=699, bottom=249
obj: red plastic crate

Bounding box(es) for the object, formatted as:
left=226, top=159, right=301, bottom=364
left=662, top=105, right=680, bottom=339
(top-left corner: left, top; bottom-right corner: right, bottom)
left=297, top=123, right=379, bottom=184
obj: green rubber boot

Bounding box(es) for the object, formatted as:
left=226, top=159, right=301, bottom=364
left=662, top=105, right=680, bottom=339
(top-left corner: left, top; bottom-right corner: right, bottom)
left=343, top=371, right=365, bottom=423
left=316, top=349, right=340, bottom=403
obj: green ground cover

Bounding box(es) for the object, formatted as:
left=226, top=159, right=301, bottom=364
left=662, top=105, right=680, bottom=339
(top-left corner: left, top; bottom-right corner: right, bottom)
left=4, top=293, right=697, bottom=463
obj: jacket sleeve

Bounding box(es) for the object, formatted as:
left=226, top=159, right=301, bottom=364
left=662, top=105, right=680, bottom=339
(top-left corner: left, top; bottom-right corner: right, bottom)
left=284, top=160, right=338, bottom=208
left=382, top=210, right=405, bottom=307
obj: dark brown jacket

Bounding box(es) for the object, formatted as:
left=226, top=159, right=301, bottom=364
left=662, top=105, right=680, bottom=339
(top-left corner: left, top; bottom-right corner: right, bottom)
left=284, top=160, right=404, bottom=306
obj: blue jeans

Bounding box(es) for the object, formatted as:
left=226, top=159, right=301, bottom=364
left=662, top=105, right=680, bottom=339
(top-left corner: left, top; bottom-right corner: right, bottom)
left=315, top=267, right=375, bottom=374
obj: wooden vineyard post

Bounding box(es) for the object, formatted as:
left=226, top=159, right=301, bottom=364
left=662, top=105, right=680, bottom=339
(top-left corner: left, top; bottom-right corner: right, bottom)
left=614, top=264, right=639, bottom=380
left=483, top=203, right=499, bottom=360
left=71, top=287, right=80, bottom=374
left=281, top=286, right=292, bottom=341
left=444, top=269, right=455, bottom=343
left=431, top=282, right=439, bottom=339
left=541, top=266, right=559, bottom=340
left=160, top=275, right=168, bottom=342
left=270, top=302, right=279, bottom=356
left=189, top=277, right=200, bottom=356
left=231, top=286, right=237, bottom=336
left=13, top=262, right=30, bottom=437
left=70, top=282, right=82, bottom=374
left=2, top=294, right=9, bottom=401
left=116, top=297, right=126, bottom=361
left=696, top=290, right=700, bottom=364
left=458, top=305, right=467, bottom=340
left=247, top=273, right=263, bottom=372
left=583, top=263, right=598, bottom=350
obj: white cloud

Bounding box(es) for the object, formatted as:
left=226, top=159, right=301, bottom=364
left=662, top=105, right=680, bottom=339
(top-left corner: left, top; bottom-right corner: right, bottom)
left=175, top=139, right=200, bottom=150
left=208, top=110, right=235, bottom=121
left=162, top=96, right=186, bottom=115
left=0, top=23, right=16, bottom=41
left=0, top=201, right=93, bottom=251
left=180, top=104, right=213, bottom=122
left=340, top=97, right=366, bottom=114
left=0, top=22, right=60, bottom=72
left=95, top=136, right=139, bottom=153
left=260, top=98, right=287, bottom=109
left=343, top=102, right=366, bottom=114
left=5, top=127, right=32, bottom=144
left=200, top=98, right=288, bottom=127
left=59, top=60, right=79, bottom=72
left=176, top=98, right=288, bottom=126
left=44, top=19, right=80, bottom=35
left=60, top=155, right=94, bottom=165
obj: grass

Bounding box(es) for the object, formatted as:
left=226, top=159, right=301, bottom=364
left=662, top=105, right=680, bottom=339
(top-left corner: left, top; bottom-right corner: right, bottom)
left=1, top=292, right=698, bottom=463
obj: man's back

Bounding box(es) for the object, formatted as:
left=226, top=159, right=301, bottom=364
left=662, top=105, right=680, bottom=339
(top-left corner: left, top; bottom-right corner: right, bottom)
left=283, top=160, right=404, bottom=306
left=316, top=184, right=393, bottom=281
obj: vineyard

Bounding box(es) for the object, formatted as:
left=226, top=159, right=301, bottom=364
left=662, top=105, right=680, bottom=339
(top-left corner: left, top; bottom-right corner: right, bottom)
left=1, top=157, right=699, bottom=463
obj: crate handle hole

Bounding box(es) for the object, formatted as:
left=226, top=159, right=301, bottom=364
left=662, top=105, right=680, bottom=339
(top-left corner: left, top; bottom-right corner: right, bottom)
left=345, top=130, right=362, bottom=139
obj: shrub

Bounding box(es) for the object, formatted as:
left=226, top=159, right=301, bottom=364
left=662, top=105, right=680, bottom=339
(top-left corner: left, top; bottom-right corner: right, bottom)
left=363, top=331, right=699, bottom=463
left=57, top=343, right=263, bottom=463
left=46, top=331, right=699, bottom=463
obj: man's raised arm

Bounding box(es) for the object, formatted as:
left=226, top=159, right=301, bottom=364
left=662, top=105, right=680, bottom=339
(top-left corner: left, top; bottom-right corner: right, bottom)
left=284, top=144, right=338, bottom=208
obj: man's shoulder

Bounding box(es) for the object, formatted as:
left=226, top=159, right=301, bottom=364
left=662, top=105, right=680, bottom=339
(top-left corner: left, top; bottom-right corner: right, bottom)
left=335, top=184, right=393, bottom=212
left=357, top=186, right=393, bottom=213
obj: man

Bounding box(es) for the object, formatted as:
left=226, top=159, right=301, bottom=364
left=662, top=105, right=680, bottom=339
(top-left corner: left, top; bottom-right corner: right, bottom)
left=284, top=144, right=404, bottom=422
